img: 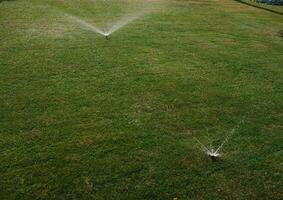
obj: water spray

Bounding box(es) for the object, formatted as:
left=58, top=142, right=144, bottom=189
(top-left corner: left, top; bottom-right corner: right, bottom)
left=64, top=10, right=146, bottom=39
left=207, top=149, right=221, bottom=161
left=193, top=120, right=243, bottom=161
left=193, top=137, right=221, bottom=161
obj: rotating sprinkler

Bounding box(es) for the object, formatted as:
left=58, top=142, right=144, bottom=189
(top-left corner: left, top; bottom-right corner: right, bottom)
left=193, top=137, right=222, bottom=162
left=105, top=34, right=109, bottom=40
left=206, top=149, right=221, bottom=162
left=193, top=120, right=243, bottom=162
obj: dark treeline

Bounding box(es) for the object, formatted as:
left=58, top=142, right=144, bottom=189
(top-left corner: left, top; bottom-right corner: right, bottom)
left=256, top=0, right=283, bottom=5
left=233, top=0, right=283, bottom=15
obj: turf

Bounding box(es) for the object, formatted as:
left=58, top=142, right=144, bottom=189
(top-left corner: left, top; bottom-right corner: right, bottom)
left=0, top=0, right=283, bottom=199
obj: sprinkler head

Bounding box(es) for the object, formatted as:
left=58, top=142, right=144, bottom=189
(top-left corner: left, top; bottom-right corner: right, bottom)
left=209, top=154, right=218, bottom=162
left=207, top=151, right=220, bottom=162
left=105, top=34, right=109, bottom=40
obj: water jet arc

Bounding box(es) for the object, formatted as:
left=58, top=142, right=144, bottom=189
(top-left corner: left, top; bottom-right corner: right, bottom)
left=193, top=121, right=243, bottom=161
left=65, top=11, right=145, bottom=38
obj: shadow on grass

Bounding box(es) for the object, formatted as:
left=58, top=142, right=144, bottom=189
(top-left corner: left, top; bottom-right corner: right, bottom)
left=232, top=0, right=283, bottom=15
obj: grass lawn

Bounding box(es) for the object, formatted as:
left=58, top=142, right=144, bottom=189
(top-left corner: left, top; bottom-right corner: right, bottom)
left=0, top=0, right=282, bottom=199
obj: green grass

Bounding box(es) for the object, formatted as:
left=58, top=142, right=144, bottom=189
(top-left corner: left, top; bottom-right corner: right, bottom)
left=0, top=0, right=283, bottom=199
